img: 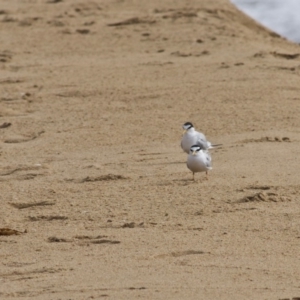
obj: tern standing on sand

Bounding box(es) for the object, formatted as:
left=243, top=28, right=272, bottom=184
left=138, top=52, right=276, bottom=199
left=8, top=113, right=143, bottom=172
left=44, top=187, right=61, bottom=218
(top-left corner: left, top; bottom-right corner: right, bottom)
left=187, top=144, right=212, bottom=181
left=181, top=122, right=221, bottom=154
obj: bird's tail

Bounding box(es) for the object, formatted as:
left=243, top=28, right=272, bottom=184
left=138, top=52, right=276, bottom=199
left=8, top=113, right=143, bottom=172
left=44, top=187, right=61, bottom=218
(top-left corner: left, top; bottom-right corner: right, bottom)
left=211, top=143, right=222, bottom=148
left=208, top=143, right=222, bottom=149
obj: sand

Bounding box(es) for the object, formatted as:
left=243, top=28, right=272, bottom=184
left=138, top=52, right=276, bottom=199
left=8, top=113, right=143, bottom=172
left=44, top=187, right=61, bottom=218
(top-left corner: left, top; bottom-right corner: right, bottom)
left=1, top=0, right=300, bottom=299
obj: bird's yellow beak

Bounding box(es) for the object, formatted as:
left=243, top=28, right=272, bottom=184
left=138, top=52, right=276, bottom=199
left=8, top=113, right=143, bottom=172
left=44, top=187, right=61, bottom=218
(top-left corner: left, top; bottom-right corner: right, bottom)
left=192, top=151, right=196, bottom=155
left=183, top=130, right=187, bottom=134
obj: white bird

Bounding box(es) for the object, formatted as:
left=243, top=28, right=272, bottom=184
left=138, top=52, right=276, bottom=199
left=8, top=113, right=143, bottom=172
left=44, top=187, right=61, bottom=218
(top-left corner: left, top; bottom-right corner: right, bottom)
left=181, top=122, right=221, bottom=154
left=187, top=144, right=212, bottom=181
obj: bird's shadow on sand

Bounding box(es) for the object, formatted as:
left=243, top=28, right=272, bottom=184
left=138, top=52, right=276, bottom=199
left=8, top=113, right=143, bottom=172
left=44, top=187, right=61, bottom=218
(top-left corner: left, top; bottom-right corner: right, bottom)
left=154, top=177, right=196, bottom=187
left=173, top=178, right=192, bottom=182
left=152, top=161, right=185, bottom=165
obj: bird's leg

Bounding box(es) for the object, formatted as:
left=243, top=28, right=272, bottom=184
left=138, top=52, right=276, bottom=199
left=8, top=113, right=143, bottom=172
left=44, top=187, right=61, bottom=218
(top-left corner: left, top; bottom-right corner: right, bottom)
left=206, top=171, right=209, bottom=180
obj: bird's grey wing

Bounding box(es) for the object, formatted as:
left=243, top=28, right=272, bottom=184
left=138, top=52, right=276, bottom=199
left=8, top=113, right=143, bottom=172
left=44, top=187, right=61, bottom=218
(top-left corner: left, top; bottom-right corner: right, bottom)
left=195, top=132, right=209, bottom=149
left=205, top=151, right=212, bottom=168
left=205, top=151, right=211, bottom=161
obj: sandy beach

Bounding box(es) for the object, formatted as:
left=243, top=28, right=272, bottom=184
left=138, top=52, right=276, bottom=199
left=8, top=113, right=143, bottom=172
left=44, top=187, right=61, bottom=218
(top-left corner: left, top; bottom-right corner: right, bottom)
left=1, top=0, right=300, bottom=299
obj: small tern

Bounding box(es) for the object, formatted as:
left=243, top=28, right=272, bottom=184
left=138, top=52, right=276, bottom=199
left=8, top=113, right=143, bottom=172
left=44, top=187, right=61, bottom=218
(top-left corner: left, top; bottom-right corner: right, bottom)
left=187, top=144, right=212, bottom=181
left=181, top=122, right=221, bottom=154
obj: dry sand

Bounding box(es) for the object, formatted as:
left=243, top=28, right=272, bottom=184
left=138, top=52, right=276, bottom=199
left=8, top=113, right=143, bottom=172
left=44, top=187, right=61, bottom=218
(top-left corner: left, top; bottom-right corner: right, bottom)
left=1, top=0, right=300, bottom=299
